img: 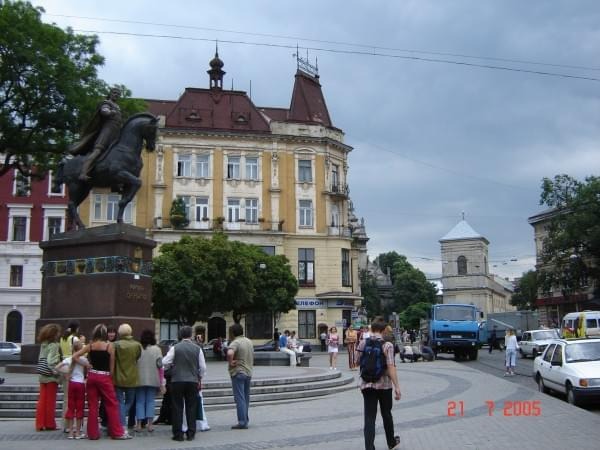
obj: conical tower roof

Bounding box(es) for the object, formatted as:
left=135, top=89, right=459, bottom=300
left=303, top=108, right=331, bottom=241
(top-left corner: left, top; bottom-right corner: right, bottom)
left=440, top=220, right=488, bottom=243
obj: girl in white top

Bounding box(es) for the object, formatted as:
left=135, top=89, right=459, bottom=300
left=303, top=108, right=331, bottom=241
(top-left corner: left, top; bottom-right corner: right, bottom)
left=57, top=340, right=90, bottom=439
left=504, top=329, right=519, bottom=376
left=326, top=327, right=340, bottom=370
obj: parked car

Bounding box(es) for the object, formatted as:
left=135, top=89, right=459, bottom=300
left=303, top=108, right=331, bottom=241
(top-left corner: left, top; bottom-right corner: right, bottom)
left=253, top=339, right=312, bottom=352
left=203, top=338, right=228, bottom=359
left=533, top=338, right=600, bottom=406
left=158, top=339, right=177, bottom=348
left=0, top=342, right=21, bottom=361
left=520, top=329, right=560, bottom=358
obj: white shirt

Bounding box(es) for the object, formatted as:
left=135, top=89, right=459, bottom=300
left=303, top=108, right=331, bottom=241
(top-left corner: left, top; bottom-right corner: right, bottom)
left=505, top=335, right=519, bottom=351
left=60, top=356, right=89, bottom=383
left=162, top=339, right=207, bottom=378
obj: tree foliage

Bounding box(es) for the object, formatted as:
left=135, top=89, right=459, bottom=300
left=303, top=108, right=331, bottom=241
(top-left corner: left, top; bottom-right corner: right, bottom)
left=374, top=251, right=403, bottom=283
left=359, top=269, right=382, bottom=319
left=398, top=301, right=431, bottom=329
left=152, top=234, right=298, bottom=325
left=169, top=198, right=189, bottom=229
left=510, top=270, right=538, bottom=310
left=537, top=174, right=600, bottom=296
left=389, top=255, right=437, bottom=313
left=0, top=1, right=145, bottom=177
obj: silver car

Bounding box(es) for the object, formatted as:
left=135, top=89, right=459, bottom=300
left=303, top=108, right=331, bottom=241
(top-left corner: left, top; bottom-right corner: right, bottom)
left=519, top=329, right=559, bottom=358
left=0, top=342, right=21, bottom=361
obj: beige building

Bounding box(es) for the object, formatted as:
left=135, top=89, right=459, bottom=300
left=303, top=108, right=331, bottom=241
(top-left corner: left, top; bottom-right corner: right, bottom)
left=79, top=52, right=366, bottom=344
left=440, top=219, right=514, bottom=317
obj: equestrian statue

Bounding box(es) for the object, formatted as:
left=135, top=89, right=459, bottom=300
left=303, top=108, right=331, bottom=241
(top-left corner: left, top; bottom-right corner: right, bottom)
left=53, top=88, right=158, bottom=229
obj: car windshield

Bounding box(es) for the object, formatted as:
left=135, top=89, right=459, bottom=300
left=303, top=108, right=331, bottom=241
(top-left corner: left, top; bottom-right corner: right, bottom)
left=435, top=306, right=474, bottom=321
left=532, top=330, right=559, bottom=340
left=565, top=341, right=600, bottom=363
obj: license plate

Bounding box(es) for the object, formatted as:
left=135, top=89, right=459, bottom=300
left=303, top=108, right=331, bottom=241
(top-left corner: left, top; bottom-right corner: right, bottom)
left=451, top=335, right=461, bottom=338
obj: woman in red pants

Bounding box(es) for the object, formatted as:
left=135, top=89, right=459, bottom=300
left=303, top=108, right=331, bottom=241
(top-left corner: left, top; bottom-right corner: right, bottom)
left=73, top=324, right=131, bottom=440
left=35, top=323, right=62, bottom=431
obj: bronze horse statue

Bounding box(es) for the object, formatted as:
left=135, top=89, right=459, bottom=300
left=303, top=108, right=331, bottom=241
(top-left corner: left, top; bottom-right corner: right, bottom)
left=54, top=113, right=158, bottom=229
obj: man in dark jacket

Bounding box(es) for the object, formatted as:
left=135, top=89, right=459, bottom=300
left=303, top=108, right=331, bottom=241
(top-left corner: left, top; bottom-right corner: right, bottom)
left=488, top=327, right=498, bottom=353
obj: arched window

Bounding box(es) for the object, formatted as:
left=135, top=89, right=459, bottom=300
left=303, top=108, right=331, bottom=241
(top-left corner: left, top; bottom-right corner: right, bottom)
left=457, top=256, right=468, bottom=275
left=6, top=310, right=23, bottom=343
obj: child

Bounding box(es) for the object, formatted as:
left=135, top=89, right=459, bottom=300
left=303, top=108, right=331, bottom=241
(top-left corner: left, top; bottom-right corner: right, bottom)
left=57, top=340, right=90, bottom=439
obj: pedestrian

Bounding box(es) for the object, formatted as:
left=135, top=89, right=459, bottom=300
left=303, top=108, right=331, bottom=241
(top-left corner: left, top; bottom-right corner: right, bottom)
left=357, top=318, right=401, bottom=450
left=279, top=330, right=296, bottom=367
left=57, top=340, right=88, bottom=439
left=99, top=325, right=117, bottom=429
left=213, top=336, right=223, bottom=360
left=421, top=343, right=435, bottom=362
left=35, top=323, right=62, bottom=432
left=193, top=325, right=210, bottom=432
left=113, top=323, right=142, bottom=427
left=488, top=326, right=498, bottom=353
left=504, top=329, right=519, bottom=376
left=345, top=325, right=359, bottom=370
left=226, top=323, right=254, bottom=430
left=59, top=321, right=80, bottom=432
left=73, top=324, right=131, bottom=440
left=409, top=329, right=416, bottom=344
left=134, top=329, right=164, bottom=433
left=327, top=327, right=340, bottom=370
left=162, top=326, right=206, bottom=442
left=273, top=328, right=281, bottom=351
left=319, top=329, right=327, bottom=352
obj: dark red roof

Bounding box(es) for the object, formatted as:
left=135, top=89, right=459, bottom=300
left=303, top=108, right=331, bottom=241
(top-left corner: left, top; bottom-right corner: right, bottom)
left=288, top=70, right=332, bottom=127
left=145, top=99, right=176, bottom=117
left=258, top=107, right=288, bottom=122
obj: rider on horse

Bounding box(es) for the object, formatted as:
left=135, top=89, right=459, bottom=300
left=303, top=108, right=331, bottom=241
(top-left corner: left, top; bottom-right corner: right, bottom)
left=69, top=87, right=123, bottom=181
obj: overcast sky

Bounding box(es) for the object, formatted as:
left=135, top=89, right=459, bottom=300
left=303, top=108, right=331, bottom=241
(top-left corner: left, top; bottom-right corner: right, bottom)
left=34, top=0, right=600, bottom=280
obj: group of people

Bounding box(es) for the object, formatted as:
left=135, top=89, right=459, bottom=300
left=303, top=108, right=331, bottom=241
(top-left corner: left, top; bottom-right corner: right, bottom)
left=274, top=329, right=304, bottom=368
left=34, top=320, right=255, bottom=442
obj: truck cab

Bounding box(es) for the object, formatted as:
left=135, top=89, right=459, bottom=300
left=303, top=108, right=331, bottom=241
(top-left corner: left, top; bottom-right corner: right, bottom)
left=427, top=303, right=481, bottom=360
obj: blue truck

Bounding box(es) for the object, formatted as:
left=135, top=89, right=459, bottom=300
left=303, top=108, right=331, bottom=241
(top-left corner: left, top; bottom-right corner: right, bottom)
left=420, top=303, right=481, bottom=360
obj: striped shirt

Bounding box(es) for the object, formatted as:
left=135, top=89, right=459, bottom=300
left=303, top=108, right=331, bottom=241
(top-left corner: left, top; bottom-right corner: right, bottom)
left=357, top=336, right=395, bottom=390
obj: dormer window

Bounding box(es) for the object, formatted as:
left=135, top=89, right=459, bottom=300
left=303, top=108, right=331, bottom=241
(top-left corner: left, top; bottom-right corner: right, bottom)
left=186, top=109, right=201, bottom=121
left=236, top=115, right=247, bottom=123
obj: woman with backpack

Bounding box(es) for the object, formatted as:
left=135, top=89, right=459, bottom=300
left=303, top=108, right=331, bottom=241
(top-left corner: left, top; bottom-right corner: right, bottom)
left=326, top=327, right=340, bottom=370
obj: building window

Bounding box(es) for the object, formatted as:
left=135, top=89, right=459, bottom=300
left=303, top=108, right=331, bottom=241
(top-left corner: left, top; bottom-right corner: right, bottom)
left=298, top=310, right=316, bottom=339
left=176, top=154, right=192, bottom=177
left=106, top=194, right=119, bottom=221
left=227, top=156, right=240, bottom=179
left=195, top=154, right=210, bottom=178
left=94, top=194, right=102, bottom=220
left=195, top=197, right=209, bottom=221
left=332, top=164, right=339, bottom=190
left=330, top=203, right=339, bottom=227
left=245, top=157, right=258, bottom=180
left=260, top=246, right=275, bottom=256
left=48, top=217, right=62, bottom=238
left=14, top=171, right=31, bottom=197
left=245, top=198, right=258, bottom=223
left=298, top=159, right=312, bottom=182
left=245, top=312, right=272, bottom=339
left=5, top=310, right=23, bottom=343
left=342, top=249, right=351, bottom=287
left=48, top=171, right=65, bottom=195
left=177, top=195, right=191, bottom=221
left=299, top=200, right=313, bottom=227
left=160, top=320, right=180, bottom=341
left=12, top=217, right=27, bottom=241
left=93, top=194, right=133, bottom=223
left=10, top=265, right=23, bottom=287
left=457, top=256, right=467, bottom=275
left=227, top=198, right=240, bottom=222
left=298, top=248, right=315, bottom=286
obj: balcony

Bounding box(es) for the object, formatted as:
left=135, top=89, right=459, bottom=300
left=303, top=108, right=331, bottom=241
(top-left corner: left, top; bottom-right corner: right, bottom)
left=323, top=183, right=349, bottom=199
left=328, top=225, right=351, bottom=237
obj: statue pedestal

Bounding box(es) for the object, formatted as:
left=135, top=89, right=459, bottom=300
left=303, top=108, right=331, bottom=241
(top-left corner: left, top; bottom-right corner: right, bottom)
left=20, top=223, right=156, bottom=363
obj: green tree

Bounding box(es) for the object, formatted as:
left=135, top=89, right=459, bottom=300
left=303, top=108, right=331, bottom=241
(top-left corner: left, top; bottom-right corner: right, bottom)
left=538, top=174, right=600, bottom=296
left=0, top=2, right=144, bottom=177
left=169, top=198, right=189, bottom=229
left=390, top=259, right=437, bottom=313
left=374, top=251, right=404, bottom=283
left=359, top=269, right=381, bottom=319
left=510, top=270, right=538, bottom=310
left=398, top=302, right=431, bottom=329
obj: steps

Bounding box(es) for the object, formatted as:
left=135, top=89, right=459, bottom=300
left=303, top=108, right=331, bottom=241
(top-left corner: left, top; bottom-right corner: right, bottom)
left=0, top=370, right=356, bottom=419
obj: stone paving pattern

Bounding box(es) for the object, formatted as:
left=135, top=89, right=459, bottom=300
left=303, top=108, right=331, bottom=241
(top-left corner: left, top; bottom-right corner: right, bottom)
left=1, top=353, right=599, bottom=449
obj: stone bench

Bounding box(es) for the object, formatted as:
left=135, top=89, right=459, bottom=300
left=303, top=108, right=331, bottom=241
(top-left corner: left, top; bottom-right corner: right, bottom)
left=253, top=351, right=312, bottom=367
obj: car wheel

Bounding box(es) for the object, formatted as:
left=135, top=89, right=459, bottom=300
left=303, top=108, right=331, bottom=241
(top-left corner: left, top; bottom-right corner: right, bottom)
left=531, top=349, right=538, bottom=358
left=536, top=374, right=549, bottom=394
left=566, top=383, right=580, bottom=406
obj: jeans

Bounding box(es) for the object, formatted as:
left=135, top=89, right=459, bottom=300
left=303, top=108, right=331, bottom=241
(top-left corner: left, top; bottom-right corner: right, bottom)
left=170, top=382, right=198, bottom=438
left=115, top=387, right=136, bottom=427
left=362, top=388, right=395, bottom=450
left=505, top=349, right=517, bottom=368
left=135, top=386, right=158, bottom=420
left=231, top=372, right=251, bottom=427
left=280, top=347, right=296, bottom=367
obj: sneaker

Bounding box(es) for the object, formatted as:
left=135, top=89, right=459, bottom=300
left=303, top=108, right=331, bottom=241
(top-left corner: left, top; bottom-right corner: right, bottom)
left=503, top=372, right=510, bottom=377
left=113, top=433, right=133, bottom=440
left=389, top=435, right=401, bottom=449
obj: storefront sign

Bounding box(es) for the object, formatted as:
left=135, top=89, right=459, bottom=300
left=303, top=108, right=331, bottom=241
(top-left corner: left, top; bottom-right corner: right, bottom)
left=295, top=298, right=325, bottom=309
left=328, top=299, right=355, bottom=308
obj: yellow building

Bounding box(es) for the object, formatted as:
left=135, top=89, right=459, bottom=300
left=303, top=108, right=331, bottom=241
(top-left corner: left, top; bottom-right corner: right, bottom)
left=80, top=52, right=367, bottom=345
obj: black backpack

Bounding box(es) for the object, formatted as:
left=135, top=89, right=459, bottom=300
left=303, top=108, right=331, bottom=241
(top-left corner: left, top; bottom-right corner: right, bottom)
left=360, top=338, right=387, bottom=383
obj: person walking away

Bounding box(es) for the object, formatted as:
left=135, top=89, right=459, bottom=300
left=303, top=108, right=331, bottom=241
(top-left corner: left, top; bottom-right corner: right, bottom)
left=346, top=326, right=359, bottom=369
left=113, top=324, right=142, bottom=428
left=279, top=330, right=296, bottom=367
left=227, top=323, right=254, bottom=429
left=162, top=326, right=206, bottom=442
left=193, top=325, right=210, bottom=432
left=327, top=327, right=340, bottom=370
left=59, top=321, right=80, bottom=432
left=57, top=340, right=88, bottom=439
left=488, top=326, right=498, bottom=353
left=320, top=330, right=327, bottom=352
left=357, top=318, right=401, bottom=450
left=73, top=324, right=130, bottom=440
left=134, top=329, right=164, bottom=433
left=35, top=323, right=62, bottom=431
left=504, top=329, right=519, bottom=376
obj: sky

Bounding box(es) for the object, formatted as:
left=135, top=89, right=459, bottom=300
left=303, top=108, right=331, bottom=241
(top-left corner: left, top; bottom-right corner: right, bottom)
left=33, top=0, right=600, bottom=280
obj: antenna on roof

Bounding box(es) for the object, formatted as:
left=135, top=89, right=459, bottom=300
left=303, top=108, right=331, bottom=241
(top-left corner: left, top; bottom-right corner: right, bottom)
left=249, top=80, right=252, bottom=100
left=461, top=211, right=465, bottom=221
left=231, top=78, right=233, bottom=91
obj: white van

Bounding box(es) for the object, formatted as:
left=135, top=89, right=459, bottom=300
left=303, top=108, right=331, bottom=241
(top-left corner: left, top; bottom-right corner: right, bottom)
left=561, top=311, right=600, bottom=338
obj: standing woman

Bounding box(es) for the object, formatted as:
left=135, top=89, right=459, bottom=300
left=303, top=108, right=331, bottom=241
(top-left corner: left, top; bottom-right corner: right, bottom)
left=345, top=326, right=359, bottom=370
left=59, top=321, right=80, bottom=432
left=73, top=324, right=131, bottom=440
left=134, top=329, right=165, bottom=433
left=35, top=323, right=62, bottom=431
left=327, top=327, right=340, bottom=370
left=504, top=329, right=519, bottom=376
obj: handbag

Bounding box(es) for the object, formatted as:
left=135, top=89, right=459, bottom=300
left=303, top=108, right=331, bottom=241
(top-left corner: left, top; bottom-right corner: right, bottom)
left=36, top=357, right=55, bottom=377
left=196, top=393, right=204, bottom=421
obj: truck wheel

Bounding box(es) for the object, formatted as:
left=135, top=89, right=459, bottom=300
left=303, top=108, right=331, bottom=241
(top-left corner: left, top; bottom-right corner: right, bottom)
left=469, top=349, right=478, bottom=360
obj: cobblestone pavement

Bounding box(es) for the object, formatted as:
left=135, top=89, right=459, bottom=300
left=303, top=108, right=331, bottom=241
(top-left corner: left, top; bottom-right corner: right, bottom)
left=1, top=353, right=599, bottom=449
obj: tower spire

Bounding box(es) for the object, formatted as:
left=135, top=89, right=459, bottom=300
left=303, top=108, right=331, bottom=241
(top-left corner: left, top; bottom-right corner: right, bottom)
left=207, top=42, right=225, bottom=90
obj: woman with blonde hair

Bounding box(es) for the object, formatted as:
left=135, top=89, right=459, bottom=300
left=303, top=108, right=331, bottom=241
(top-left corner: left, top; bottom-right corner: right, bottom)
left=504, top=329, right=519, bottom=376
left=35, top=323, right=62, bottom=431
